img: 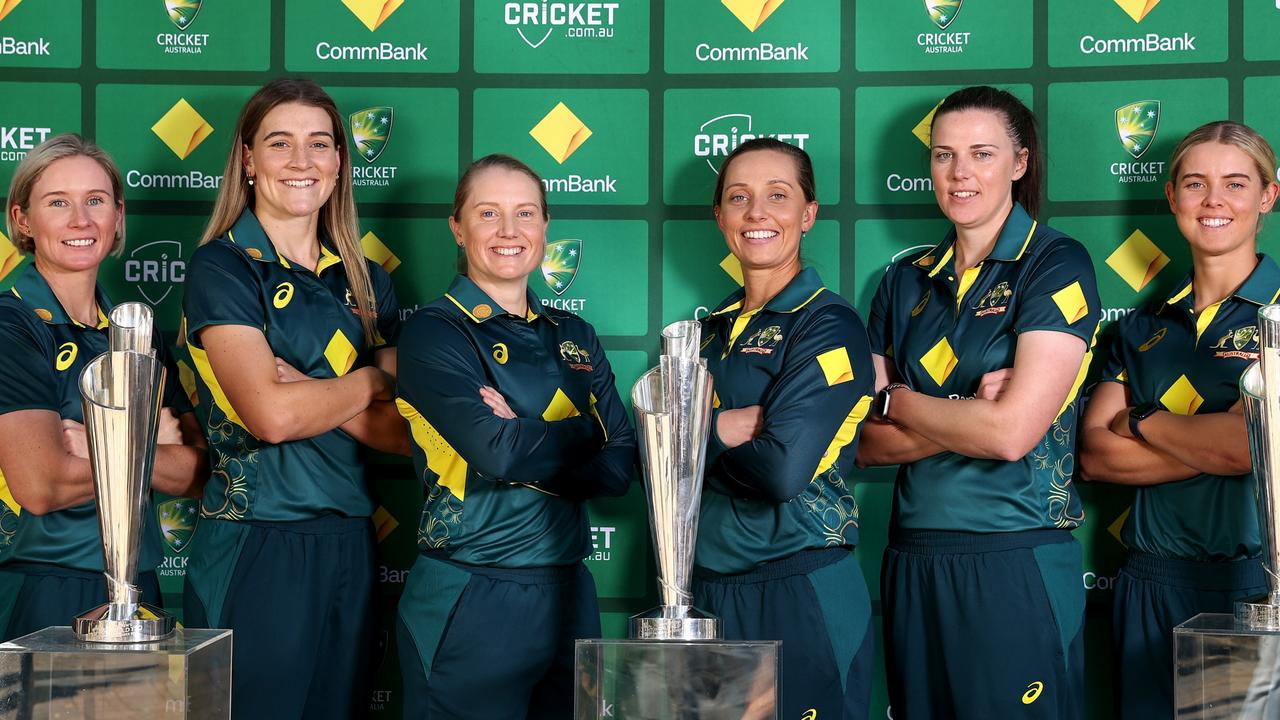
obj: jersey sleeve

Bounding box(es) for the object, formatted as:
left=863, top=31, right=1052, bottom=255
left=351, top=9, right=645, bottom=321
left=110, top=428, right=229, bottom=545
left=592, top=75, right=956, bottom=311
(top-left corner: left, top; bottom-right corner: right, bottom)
left=155, top=331, right=193, bottom=416
left=182, top=243, right=265, bottom=346
left=705, top=304, right=877, bottom=503
left=396, top=312, right=604, bottom=488
left=369, top=262, right=401, bottom=349
left=0, top=302, right=59, bottom=415
left=866, top=268, right=895, bottom=358
left=1099, top=314, right=1138, bottom=386
left=1013, top=238, right=1102, bottom=345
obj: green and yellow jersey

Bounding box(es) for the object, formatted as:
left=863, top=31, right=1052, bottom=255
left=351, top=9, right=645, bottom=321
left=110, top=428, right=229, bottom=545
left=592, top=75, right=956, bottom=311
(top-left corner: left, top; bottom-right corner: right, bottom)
left=1102, top=255, right=1280, bottom=562
left=0, top=263, right=187, bottom=572
left=696, top=267, right=875, bottom=574
left=395, top=274, right=636, bottom=569
left=867, top=203, right=1101, bottom=533
left=182, top=208, right=400, bottom=522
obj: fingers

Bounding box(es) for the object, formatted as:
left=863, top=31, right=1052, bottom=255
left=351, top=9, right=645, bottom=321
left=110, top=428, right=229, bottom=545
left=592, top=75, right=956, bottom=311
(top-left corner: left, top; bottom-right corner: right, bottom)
left=479, top=386, right=517, bottom=419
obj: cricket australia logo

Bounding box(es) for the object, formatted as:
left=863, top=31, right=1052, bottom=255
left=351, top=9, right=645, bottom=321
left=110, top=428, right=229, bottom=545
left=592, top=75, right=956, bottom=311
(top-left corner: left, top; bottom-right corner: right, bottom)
left=740, top=325, right=783, bottom=355
left=926, top=0, right=962, bottom=29
left=350, top=106, right=393, bottom=163
left=1211, top=325, right=1260, bottom=360
left=973, top=281, right=1012, bottom=317
left=541, top=239, right=581, bottom=296
left=124, top=240, right=187, bottom=306
left=559, top=340, right=593, bottom=371
left=1116, top=100, right=1160, bottom=160
left=156, top=497, right=198, bottom=553
left=165, top=0, right=201, bottom=30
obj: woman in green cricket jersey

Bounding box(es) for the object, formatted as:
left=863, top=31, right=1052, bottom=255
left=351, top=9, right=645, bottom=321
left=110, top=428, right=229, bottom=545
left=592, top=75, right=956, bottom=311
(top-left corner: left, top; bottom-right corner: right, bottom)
left=394, top=154, right=636, bottom=719
left=857, top=86, right=1100, bottom=720
left=180, top=79, right=406, bottom=719
left=1079, top=121, right=1279, bottom=719
left=694, top=137, right=877, bottom=719
left=0, top=134, right=206, bottom=641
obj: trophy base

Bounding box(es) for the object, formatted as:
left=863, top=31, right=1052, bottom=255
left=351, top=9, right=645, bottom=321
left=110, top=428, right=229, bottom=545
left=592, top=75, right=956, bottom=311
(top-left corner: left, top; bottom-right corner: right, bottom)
left=73, top=602, right=176, bottom=643
left=1235, top=597, right=1280, bottom=630
left=629, top=605, right=720, bottom=641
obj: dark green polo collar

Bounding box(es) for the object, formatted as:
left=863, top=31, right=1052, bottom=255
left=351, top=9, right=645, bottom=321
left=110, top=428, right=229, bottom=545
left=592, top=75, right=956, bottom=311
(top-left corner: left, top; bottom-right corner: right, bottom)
left=912, top=202, right=1038, bottom=276
left=1162, top=254, right=1280, bottom=312
left=225, top=208, right=344, bottom=274
left=708, top=266, right=827, bottom=318
left=443, top=274, right=555, bottom=325
left=7, top=262, right=111, bottom=329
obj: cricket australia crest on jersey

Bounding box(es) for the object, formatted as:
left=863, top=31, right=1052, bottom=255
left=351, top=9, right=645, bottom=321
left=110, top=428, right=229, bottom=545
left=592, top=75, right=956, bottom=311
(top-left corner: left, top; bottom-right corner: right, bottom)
left=740, top=325, right=783, bottom=355
left=973, top=282, right=1012, bottom=317
left=559, top=340, right=593, bottom=371
left=1211, top=324, right=1260, bottom=360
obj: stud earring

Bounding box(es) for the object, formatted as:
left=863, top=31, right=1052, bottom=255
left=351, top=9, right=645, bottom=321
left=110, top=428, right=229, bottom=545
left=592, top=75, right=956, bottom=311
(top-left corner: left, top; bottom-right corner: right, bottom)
left=247, top=175, right=255, bottom=186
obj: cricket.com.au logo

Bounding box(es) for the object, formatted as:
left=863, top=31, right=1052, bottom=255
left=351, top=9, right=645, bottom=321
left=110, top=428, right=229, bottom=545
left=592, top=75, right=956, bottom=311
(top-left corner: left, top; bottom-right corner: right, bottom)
left=349, top=106, right=398, bottom=187
left=0, top=124, right=51, bottom=164
left=158, top=0, right=210, bottom=54
left=694, top=113, right=810, bottom=174
left=589, top=525, right=617, bottom=562
left=1076, top=0, right=1197, bottom=57
left=124, top=240, right=187, bottom=307
left=540, top=238, right=586, bottom=312
left=690, top=0, right=810, bottom=65
left=503, top=1, right=619, bottom=49
left=1111, top=99, right=1166, bottom=183
left=529, top=102, right=617, bottom=194
left=131, top=98, right=223, bottom=191
left=314, top=0, right=428, bottom=62
left=919, top=0, right=970, bottom=54
left=0, top=0, right=51, bottom=57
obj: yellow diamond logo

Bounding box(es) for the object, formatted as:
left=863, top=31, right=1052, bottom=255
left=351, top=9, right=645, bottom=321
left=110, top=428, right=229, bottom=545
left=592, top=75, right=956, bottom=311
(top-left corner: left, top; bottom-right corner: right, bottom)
left=1160, top=374, right=1204, bottom=416
left=529, top=102, right=592, bottom=164
left=1113, top=0, right=1160, bottom=23
left=360, top=231, right=400, bottom=273
left=151, top=99, right=214, bottom=160
left=0, top=228, right=23, bottom=283
left=1106, top=229, right=1169, bottom=292
left=721, top=0, right=784, bottom=32
left=1108, top=507, right=1130, bottom=546
left=324, top=330, right=358, bottom=376
left=542, top=388, right=581, bottom=421
left=0, top=0, right=23, bottom=22
left=1051, top=281, right=1089, bottom=325
left=919, top=337, right=959, bottom=386
left=342, top=0, right=403, bottom=31
left=719, top=253, right=744, bottom=286
left=912, top=101, right=943, bottom=147
left=372, top=505, right=399, bottom=542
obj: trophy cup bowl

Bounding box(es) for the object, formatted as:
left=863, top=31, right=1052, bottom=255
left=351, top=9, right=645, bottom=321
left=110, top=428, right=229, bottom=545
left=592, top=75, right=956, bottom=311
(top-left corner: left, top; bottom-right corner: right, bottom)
left=72, top=302, right=176, bottom=643
left=1236, top=303, right=1280, bottom=630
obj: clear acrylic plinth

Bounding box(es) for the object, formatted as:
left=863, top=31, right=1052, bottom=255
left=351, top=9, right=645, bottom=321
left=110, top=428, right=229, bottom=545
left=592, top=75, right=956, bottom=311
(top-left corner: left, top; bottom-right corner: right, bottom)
left=575, top=639, right=779, bottom=720
left=0, top=626, right=232, bottom=719
left=1174, top=612, right=1280, bottom=718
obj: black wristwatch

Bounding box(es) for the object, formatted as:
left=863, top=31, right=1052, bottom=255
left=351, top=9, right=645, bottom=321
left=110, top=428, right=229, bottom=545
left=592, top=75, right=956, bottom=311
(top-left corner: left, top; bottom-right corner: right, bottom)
left=1128, top=403, right=1159, bottom=441
left=877, top=383, right=911, bottom=422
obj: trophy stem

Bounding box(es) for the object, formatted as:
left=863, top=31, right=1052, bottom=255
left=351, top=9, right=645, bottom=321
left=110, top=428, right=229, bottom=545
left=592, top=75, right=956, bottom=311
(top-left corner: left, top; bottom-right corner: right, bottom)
left=1237, top=305, right=1280, bottom=630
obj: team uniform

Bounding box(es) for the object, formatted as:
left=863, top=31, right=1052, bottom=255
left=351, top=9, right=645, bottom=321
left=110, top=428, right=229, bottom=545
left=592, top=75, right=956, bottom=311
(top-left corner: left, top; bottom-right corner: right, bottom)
left=395, top=274, right=636, bottom=719
left=179, top=209, right=400, bottom=720
left=0, top=263, right=187, bottom=640
left=867, top=204, right=1101, bottom=720
left=1102, top=256, right=1278, bottom=719
left=695, top=267, right=876, bottom=720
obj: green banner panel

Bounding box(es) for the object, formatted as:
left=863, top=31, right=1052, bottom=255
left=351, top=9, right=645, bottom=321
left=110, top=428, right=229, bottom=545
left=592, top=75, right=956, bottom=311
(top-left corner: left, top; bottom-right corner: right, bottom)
left=0, top=82, right=80, bottom=191
left=284, top=0, right=459, bottom=73
left=0, top=0, right=81, bottom=68
left=473, top=0, right=650, bottom=74
left=1048, top=0, right=1227, bottom=68
left=96, top=0, right=270, bottom=70
left=98, top=213, right=206, bottom=332
left=1244, top=2, right=1280, bottom=61
left=855, top=0, right=1032, bottom=72
left=532, top=220, right=650, bottom=336
left=663, top=0, right=839, bottom=74
left=850, top=218, right=953, bottom=314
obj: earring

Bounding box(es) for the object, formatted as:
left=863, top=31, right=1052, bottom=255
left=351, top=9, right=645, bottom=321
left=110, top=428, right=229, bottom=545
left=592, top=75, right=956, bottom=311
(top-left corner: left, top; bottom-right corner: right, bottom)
left=247, top=176, right=255, bottom=186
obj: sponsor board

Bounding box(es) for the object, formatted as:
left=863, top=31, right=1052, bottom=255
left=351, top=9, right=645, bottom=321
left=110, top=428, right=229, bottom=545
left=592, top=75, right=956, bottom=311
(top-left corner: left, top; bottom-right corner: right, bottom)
left=531, top=220, right=649, bottom=336
left=1048, top=0, right=1226, bottom=67
left=97, top=0, right=269, bottom=70
left=663, top=87, right=839, bottom=206
left=474, top=0, right=649, bottom=74
left=850, top=218, right=952, bottom=315
left=1047, top=79, right=1227, bottom=202
left=586, top=483, right=649, bottom=598
left=0, top=0, right=80, bottom=68
left=853, top=84, right=1033, bottom=206
left=855, top=0, right=1032, bottom=71
left=473, top=89, right=649, bottom=205
left=284, top=0, right=459, bottom=73
left=1244, top=76, right=1280, bottom=251
left=0, top=81, right=80, bottom=190
left=1245, top=2, right=1280, bottom=61
left=664, top=0, right=839, bottom=74
left=356, top=217, right=457, bottom=314
left=97, top=214, right=205, bottom=332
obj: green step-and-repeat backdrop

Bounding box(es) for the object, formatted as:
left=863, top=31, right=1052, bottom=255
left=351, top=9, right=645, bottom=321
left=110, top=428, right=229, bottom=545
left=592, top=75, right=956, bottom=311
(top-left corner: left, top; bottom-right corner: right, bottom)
left=3, top=0, right=1280, bottom=716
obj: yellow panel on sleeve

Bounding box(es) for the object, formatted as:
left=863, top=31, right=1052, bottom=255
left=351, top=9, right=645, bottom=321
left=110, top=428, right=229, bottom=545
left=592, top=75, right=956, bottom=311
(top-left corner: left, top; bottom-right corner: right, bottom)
left=816, top=347, right=854, bottom=387
left=1051, top=281, right=1089, bottom=325
left=0, top=471, right=21, bottom=516
left=396, top=398, right=468, bottom=501
left=812, top=395, right=873, bottom=479
left=187, top=343, right=248, bottom=431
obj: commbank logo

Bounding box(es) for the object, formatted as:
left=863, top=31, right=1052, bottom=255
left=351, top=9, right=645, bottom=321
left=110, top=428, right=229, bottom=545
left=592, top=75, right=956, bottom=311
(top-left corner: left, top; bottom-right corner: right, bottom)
left=165, top=0, right=201, bottom=30
left=721, top=0, right=783, bottom=32
left=151, top=98, right=213, bottom=160
left=342, top=0, right=403, bottom=31
left=360, top=230, right=401, bottom=273
left=1116, top=100, right=1160, bottom=159
left=1106, top=228, right=1169, bottom=291
left=504, top=2, right=619, bottom=49
left=530, top=102, right=592, bottom=164
left=1114, top=0, right=1161, bottom=23
left=542, top=239, right=581, bottom=296
left=0, top=228, right=20, bottom=283
left=156, top=497, right=198, bottom=552
left=350, top=106, right=393, bottom=163
left=0, top=0, right=22, bottom=22
left=694, top=113, right=809, bottom=174
left=124, top=240, right=186, bottom=305
left=926, top=0, right=962, bottom=29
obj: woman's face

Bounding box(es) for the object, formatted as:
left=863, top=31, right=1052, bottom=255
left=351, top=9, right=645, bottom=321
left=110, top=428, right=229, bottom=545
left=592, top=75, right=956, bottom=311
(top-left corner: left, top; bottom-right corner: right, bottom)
left=242, top=102, right=341, bottom=225
left=1166, top=141, right=1278, bottom=260
left=929, top=108, right=1027, bottom=234
left=714, top=149, right=816, bottom=276
left=449, top=167, right=548, bottom=290
left=11, top=155, right=121, bottom=275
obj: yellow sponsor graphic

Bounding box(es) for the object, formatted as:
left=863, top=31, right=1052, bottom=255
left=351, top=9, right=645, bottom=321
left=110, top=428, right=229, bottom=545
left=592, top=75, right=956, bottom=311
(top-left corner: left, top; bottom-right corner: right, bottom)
left=55, top=342, right=77, bottom=371
left=912, top=101, right=942, bottom=147
left=1106, top=229, right=1169, bottom=292
left=800, top=710, right=817, bottom=720
left=0, top=474, right=21, bottom=516
left=542, top=388, right=582, bottom=421
left=177, top=358, right=198, bottom=408
left=324, top=330, right=358, bottom=376
left=1022, top=681, right=1045, bottom=705
left=721, top=0, right=784, bottom=32
left=816, top=347, right=853, bottom=387
left=0, top=229, right=23, bottom=283
left=492, top=342, right=509, bottom=364
left=272, top=281, right=294, bottom=309
left=0, top=0, right=23, bottom=22
left=151, top=99, right=214, bottom=161
left=360, top=230, right=401, bottom=273
left=719, top=253, right=745, bottom=286
left=397, top=398, right=468, bottom=500
left=1050, top=281, right=1090, bottom=324
left=188, top=343, right=248, bottom=431
left=1109, top=507, right=1130, bottom=545
left=919, top=337, right=958, bottom=386
left=1159, top=374, right=1204, bottom=416
left=529, top=102, right=593, bottom=164
left=342, top=0, right=403, bottom=31
left=1113, top=0, right=1161, bottom=23
left=812, top=395, right=871, bottom=478
left=372, top=505, right=399, bottom=542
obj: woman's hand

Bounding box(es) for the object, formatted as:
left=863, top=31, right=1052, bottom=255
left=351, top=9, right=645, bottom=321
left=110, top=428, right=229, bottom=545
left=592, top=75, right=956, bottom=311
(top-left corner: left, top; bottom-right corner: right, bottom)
left=1110, top=407, right=1136, bottom=439
left=716, top=406, right=764, bottom=449
left=275, top=357, right=309, bottom=383
left=479, top=386, right=517, bottom=419
left=61, top=419, right=89, bottom=459
left=976, top=368, right=1013, bottom=401
left=157, top=407, right=183, bottom=445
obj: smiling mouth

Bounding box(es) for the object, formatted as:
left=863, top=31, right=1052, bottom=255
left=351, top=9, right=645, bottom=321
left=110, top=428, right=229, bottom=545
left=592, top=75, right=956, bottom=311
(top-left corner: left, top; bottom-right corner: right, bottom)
left=950, top=191, right=978, bottom=199
left=282, top=179, right=316, bottom=188
left=743, top=230, right=779, bottom=240
left=62, top=238, right=96, bottom=247
left=1199, top=217, right=1232, bottom=228
left=493, top=246, right=524, bottom=256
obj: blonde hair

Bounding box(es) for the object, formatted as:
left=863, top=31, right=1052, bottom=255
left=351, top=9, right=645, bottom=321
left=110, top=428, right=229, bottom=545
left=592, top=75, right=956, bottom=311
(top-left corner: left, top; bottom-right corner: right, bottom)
left=201, top=78, right=376, bottom=343
left=1168, top=121, right=1278, bottom=187
left=6, top=133, right=126, bottom=256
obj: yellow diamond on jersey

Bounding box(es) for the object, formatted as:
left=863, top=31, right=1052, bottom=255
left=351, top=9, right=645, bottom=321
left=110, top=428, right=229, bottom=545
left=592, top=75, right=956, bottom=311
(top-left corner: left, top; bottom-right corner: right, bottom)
left=152, top=99, right=214, bottom=160
left=1160, top=374, right=1204, bottom=416
left=342, top=0, right=403, bottom=31
left=542, top=388, right=582, bottom=421
left=919, top=337, right=958, bottom=386
left=1106, top=229, right=1169, bottom=292
left=1051, top=281, right=1089, bottom=324
left=817, top=347, right=854, bottom=386
left=360, top=230, right=401, bottom=273
left=529, top=102, right=593, bottom=164
left=324, top=330, right=358, bottom=376
left=721, top=0, right=783, bottom=32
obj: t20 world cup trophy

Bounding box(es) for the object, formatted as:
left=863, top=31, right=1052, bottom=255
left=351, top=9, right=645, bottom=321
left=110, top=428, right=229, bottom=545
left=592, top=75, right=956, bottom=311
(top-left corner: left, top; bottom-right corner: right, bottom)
left=629, top=320, right=720, bottom=640
left=73, top=302, right=176, bottom=643
left=1238, top=304, right=1280, bottom=630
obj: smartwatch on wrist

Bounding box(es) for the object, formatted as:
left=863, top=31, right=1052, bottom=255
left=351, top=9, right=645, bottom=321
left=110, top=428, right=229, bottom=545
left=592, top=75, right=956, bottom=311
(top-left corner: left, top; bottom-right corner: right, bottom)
left=1128, top=403, right=1158, bottom=441
left=877, top=383, right=910, bottom=422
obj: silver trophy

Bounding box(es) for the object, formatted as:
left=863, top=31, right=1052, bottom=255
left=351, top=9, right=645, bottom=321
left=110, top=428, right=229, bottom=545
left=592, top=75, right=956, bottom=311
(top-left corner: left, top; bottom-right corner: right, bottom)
left=1238, top=304, right=1280, bottom=630
left=73, top=302, right=176, bottom=642
left=629, top=320, right=720, bottom=640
